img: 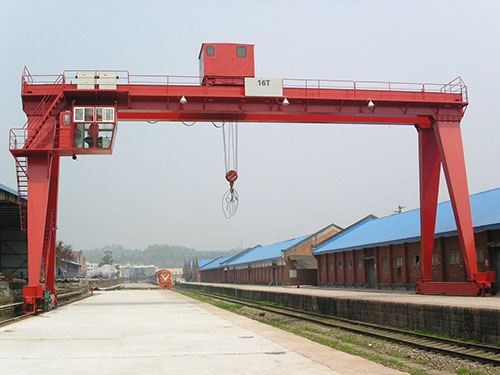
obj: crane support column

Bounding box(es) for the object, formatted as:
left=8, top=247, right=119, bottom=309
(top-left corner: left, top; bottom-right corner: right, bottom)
left=417, top=119, right=494, bottom=295
left=434, top=119, right=477, bottom=280
left=418, top=126, right=441, bottom=283
left=24, top=152, right=59, bottom=313
left=44, top=155, right=59, bottom=306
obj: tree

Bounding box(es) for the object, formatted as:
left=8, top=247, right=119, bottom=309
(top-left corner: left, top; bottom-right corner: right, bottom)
left=99, top=250, right=113, bottom=267
left=56, top=241, right=74, bottom=267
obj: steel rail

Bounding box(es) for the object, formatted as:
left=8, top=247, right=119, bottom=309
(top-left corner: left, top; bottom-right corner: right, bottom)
left=0, top=289, right=90, bottom=328
left=185, top=289, right=500, bottom=366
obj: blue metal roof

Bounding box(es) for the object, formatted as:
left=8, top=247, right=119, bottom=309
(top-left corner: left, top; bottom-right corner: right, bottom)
left=58, top=258, right=82, bottom=267
left=224, top=235, right=310, bottom=266
left=0, top=183, right=21, bottom=198
left=199, top=256, right=231, bottom=271
left=198, top=259, right=212, bottom=268
left=314, top=187, right=500, bottom=255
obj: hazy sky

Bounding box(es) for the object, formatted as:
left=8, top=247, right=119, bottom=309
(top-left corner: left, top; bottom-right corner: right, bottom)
left=1, top=1, right=499, bottom=251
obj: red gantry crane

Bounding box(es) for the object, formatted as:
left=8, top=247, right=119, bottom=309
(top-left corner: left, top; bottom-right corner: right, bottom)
left=10, top=43, right=495, bottom=313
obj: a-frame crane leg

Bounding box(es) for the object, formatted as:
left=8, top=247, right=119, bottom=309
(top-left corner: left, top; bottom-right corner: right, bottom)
left=44, top=155, right=59, bottom=306
left=417, top=119, right=492, bottom=295
left=24, top=152, right=59, bottom=313
left=434, top=120, right=478, bottom=280
left=418, top=126, right=441, bottom=283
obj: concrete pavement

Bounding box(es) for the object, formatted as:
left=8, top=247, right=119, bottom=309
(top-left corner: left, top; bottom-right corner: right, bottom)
left=0, top=288, right=404, bottom=375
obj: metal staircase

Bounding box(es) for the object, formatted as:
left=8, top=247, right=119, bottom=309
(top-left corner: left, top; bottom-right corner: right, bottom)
left=14, top=156, right=28, bottom=231
left=11, top=72, right=65, bottom=231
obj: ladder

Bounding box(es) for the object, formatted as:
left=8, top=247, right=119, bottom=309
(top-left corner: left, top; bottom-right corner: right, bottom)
left=14, top=74, right=65, bottom=231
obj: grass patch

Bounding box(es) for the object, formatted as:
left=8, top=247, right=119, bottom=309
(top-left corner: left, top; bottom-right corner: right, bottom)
left=175, top=289, right=243, bottom=312
left=415, top=359, right=429, bottom=365
left=456, top=368, right=481, bottom=375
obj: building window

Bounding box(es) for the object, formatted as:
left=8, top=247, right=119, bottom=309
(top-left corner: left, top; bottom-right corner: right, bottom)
left=395, top=256, right=403, bottom=268
left=236, top=46, right=247, bottom=58
left=382, top=258, right=388, bottom=268
left=449, top=251, right=460, bottom=265
left=330, top=263, right=334, bottom=271
left=321, top=263, right=326, bottom=271
left=432, top=253, right=440, bottom=265
left=347, top=261, right=353, bottom=270
left=206, top=46, right=215, bottom=56
left=338, top=261, right=343, bottom=269
left=477, top=249, right=485, bottom=264
left=411, top=255, right=420, bottom=266
left=358, top=260, right=364, bottom=269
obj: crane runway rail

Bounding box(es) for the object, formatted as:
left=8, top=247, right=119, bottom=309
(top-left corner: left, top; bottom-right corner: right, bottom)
left=182, top=288, right=500, bottom=366
left=0, top=289, right=90, bottom=327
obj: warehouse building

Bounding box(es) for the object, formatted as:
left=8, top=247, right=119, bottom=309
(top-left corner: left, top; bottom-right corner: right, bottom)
left=0, top=184, right=27, bottom=279
left=314, top=188, right=500, bottom=290
left=200, top=223, right=342, bottom=285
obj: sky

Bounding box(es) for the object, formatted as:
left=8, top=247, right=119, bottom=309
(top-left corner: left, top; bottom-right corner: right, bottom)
left=1, top=1, right=499, bottom=252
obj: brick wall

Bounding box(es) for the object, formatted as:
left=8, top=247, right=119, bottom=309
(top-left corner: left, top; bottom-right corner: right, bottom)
left=316, top=229, right=498, bottom=289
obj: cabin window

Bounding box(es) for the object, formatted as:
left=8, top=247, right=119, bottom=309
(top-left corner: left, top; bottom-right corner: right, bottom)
left=96, top=107, right=114, bottom=122
left=206, top=46, right=215, bottom=56
left=236, top=46, right=247, bottom=58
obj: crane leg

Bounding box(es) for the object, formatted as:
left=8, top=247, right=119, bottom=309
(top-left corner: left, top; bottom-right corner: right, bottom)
left=417, top=119, right=494, bottom=295
left=433, top=119, right=477, bottom=281
left=24, top=153, right=59, bottom=313
left=418, top=127, right=441, bottom=283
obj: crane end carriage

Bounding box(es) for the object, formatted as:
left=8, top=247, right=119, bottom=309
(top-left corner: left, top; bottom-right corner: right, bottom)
left=9, top=43, right=494, bottom=313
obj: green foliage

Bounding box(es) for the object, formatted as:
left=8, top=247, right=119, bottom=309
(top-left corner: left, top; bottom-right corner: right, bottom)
left=99, top=250, right=113, bottom=267
left=56, top=241, right=74, bottom=267
left=84, top=243, right=241, bottom=267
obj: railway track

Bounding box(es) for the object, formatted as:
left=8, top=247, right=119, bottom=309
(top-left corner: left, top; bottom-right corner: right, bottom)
left=186, top=288, right=500, bottom=367
left=0, top=289, right=90, bottom=327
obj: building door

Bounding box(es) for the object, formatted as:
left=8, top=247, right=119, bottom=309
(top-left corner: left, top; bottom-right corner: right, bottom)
left=273, top=267, right=278, bottom=285
left=366, top=259, right=375, bottom=288
left=496, top=249, right=500, bottom=293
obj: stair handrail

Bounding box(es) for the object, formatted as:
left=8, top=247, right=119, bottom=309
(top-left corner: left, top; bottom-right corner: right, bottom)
left=23, top=78, right=64, bottom=149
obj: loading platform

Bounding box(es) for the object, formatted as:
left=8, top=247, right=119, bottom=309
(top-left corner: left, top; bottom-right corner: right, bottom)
left=0, top=287, right=403, bottom=374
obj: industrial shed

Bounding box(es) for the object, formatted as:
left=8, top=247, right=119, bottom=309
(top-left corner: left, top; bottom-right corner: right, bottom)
left=0, top=184, right=27, bottom=279
left=314, top=188, right=500, bottom=291
left=200, top=223, right=342, bottom=286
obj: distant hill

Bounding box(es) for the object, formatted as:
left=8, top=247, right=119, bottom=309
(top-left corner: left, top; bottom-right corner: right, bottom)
left=82, top=244, right=241, bottom=268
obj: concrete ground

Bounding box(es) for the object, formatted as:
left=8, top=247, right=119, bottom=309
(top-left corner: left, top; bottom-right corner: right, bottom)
left=0, top=288, right=404, bottom=375
left=189, top=282, right=500, bottom=310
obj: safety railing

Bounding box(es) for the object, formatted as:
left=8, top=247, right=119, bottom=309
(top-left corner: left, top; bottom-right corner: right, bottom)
left=10, top=126, right=70, bottom=150
left=440, top=77, right=468, bottom=103
left=283, top=77, right=467, bottom=100
left=21, top=69, right=468, bottom=103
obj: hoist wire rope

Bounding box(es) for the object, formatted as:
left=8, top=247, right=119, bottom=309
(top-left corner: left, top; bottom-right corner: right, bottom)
left=221, top=120, right=239, bottom=219
left=181, top=121, right=196, bottom=127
